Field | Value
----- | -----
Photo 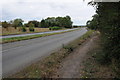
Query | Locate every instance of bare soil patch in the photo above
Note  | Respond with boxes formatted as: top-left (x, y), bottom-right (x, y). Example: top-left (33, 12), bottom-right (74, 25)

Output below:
top-left (52, 34), bottom-right (116, 78)
top-left (52, 35), bottom-right (98, 78)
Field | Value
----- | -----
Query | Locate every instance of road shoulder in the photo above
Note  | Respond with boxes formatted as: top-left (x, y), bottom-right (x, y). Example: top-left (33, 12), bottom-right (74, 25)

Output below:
top-left (52, 33), bottom-right (98, 78)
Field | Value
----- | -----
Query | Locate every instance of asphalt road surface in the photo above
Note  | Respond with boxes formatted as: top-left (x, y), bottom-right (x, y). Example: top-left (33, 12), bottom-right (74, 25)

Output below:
top-left (2, 28), bottom-right (87, 77)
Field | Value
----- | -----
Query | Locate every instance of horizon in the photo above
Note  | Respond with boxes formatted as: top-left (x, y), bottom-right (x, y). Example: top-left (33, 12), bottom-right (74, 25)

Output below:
top-left (1, 0), bottom-right (95, 25)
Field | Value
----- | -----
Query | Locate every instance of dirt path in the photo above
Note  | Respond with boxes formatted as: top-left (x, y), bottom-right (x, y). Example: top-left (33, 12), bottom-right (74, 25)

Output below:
top-left (53, 35), bottom-right (98, 78)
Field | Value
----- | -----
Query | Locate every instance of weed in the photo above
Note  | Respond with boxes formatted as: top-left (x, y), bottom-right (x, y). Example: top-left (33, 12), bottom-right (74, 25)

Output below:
top-left (63, 45), bottom-right (74, 52)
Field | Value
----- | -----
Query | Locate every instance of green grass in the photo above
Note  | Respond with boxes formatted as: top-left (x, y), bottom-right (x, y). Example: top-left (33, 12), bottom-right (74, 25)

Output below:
top-left (2, 33), bottom-right (56, 43)
top-left (2, 29), bottom-right (79, 43)
top-left (10, 30), bottom-right (94, 78)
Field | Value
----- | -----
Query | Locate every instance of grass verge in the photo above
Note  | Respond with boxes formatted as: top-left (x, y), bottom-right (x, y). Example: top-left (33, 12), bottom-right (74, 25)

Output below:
top-left (9, 30), bottom-right (94, 78)
top-left (1, 29), bottom-right (79, 43)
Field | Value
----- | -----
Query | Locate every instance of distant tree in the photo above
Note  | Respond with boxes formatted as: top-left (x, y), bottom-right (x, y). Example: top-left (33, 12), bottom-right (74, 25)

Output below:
top-left (56, 16), bottom-right (73, 28)
top-left (64, 16), bottom-right (73, 28)
top-left (56, 17), bottom-right (64, 27)
top-left (45, 17), bottom-right (58, 27)
top-left (29, 23), bottom-right (35, 32)
top-left (24, 23), bottom-right (29, 27)
top-left (12, 19), bottom-right (24, 29)
top-left (40, 19), bottom-right (46, 28)
top-left (20, 26), bottom-right (27, 32)
top-left (0, 21), bottom-right (2, 26)
top-left (40, 16), bottom-right (73, 28)
top-left (86, 14), bottom-right (99, 30)
top-left (49, 26), bottom-right (62, 30)
top-left (2, 21), bottom-right (10, 29)
top-left (28, 20), bottom-right (40, 27)
top-left (38, 22), bottom-right (41, 28)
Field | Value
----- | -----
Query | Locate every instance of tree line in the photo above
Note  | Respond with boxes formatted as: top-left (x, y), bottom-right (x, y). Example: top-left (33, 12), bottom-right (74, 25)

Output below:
top-left (87, 2), bottom-right (120, 75)
top-left (2, 15), bottom-right (73, 31)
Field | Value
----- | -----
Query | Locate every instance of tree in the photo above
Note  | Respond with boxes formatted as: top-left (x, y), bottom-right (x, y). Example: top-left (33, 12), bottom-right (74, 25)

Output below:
top-left (64, 16), bottom-right (73, 28)
top-left (2, 21), bottom-right (10, 28)
top-left (40, 16), bottom-right (73, 28)
top-left (28, 20), bottom-right (40, 27)
top-left (20, 26), bottom-right (27, 32)
top-left (24, 23), bottom-right (29, 27)
top-left (87, 1), bottom-right (120, 73)
top-left (86, 14), bottom-right (99, 30)
top-left (40, 19), bottom-right (46, 28)
top-left (29, 23), bottom-right (35, 32)
top-left (12, 19), bottom-right (24, 29)
top-left (56, 16), bottom-right (73, 28)
top-left (44, 17), bottom-right (58, 27)
top-left (0, 21), bottom-right (2, 26)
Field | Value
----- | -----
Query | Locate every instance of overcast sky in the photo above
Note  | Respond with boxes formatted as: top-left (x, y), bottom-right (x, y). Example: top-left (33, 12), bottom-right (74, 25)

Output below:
top-left (1, 0), bottom-right (95, 25)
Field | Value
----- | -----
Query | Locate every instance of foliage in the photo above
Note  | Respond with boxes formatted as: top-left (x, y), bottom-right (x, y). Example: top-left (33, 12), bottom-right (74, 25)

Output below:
top-left (20, 26), bottom-right (27, 32)
top-left (28, 20), bottom-right (40, 27)
top-left (87, 2), bottom-right (120, 74)
top-left (86, 14), bottom-right (99, 30)
top-left (49, 26), bottom-right (62, 30)
top-left (63, 45), bottom-right (74, 52)
top-left (64, 16), bottom-right (73, 28)
top-left (40, 19), bottom-right (46, 28)
top-left (24, 23), bottom-right (29, 27)
top-left (0, 21), bottom-right (1, 26)
top-left (12, 19), bottom-right (24, 29)
top-left (29, 23), bottom-right (35, 32)
top-left (2, 21), bottom-right (10, 28)
top-left (40, 16), bottom-right (73, 28)
top-left (2, 15), bottom-right (73, 29)
top-left (73, 25), bottom-right (81, 28)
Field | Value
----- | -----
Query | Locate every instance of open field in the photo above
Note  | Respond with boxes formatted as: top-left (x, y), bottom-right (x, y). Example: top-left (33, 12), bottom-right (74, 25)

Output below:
top-left (0, 27), bottom-right (50, 36)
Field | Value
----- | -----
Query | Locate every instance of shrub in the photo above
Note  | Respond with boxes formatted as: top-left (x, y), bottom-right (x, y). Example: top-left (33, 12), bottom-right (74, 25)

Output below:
top-left (49, 26), bottom-right (62, 30)
top-left (29, 23), bottom-right (35, 32)
top-left (62, 44), bottom-right (74, 53)
top-left (20, 26), bottom-right (26, 32)
top-left (95, 51), bottom-right (111, 65)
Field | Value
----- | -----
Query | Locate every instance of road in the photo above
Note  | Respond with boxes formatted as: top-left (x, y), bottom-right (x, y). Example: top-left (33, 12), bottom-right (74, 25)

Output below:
top-left (2, 28), bottom-right (87, 77)
top-left (1, 28), bottom-right (79, 39)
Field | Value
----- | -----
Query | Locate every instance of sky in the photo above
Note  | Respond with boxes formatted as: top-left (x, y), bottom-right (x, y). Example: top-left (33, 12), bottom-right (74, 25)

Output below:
top-left (1, 0), bottom-right (95, 25)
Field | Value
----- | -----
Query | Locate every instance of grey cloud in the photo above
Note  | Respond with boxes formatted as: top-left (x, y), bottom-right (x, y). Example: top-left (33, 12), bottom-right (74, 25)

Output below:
top-left (1, 0), bottom-right (95, 25)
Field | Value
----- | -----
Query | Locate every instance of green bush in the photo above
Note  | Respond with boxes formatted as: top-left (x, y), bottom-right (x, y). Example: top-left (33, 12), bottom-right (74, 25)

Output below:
top-left (87, 3), bottom-right (120, 70)
top-left (21, 26), bottom-right (26, 32)
top-left (29, 26), bottom-right (34, 32)
top-left (49, 26), bottom-right (62, 30)
top-left (94, 50), bottom-right (111, 65)
top-left (62, 44), bottom-right (74, 53)
top-left (29, 23), bottom-right (35, 32)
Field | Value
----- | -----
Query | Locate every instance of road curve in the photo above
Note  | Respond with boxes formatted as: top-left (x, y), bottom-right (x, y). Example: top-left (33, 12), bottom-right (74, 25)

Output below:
top-left (2, 28), bottom-right (87, 77)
